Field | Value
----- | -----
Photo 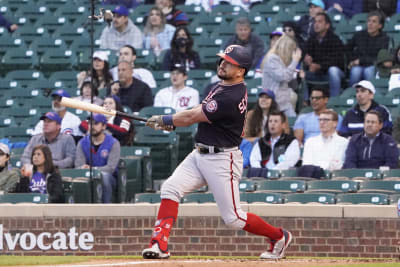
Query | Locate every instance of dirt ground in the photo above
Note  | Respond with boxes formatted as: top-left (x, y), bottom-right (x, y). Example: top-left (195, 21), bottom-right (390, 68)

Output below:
top-left (23, 258), bottom-right (396, 267)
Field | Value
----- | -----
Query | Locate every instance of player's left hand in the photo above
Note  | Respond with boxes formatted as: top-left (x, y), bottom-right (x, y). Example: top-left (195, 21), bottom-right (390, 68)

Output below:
top-left (146, 115), bottom-right (164, 130)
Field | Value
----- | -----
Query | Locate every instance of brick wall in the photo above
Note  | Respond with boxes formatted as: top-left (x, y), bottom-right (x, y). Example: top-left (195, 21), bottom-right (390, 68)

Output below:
top-left (0, 206), bottom-right (399, 258)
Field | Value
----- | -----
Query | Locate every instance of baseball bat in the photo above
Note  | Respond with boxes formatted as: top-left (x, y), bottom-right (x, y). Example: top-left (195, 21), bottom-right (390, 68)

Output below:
top-left (60, 97), bottom-right (148, 122)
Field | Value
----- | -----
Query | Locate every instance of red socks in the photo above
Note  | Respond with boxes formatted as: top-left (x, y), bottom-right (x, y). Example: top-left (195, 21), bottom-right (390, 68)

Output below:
top-left (157, 199), bottom-right (179, 220)
top-left (243, 212), bottom-right (283, 240)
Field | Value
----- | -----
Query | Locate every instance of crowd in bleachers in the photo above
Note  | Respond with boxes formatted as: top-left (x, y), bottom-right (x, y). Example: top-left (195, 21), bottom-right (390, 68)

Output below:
top-left (0, 0), bottom-right (400, 204)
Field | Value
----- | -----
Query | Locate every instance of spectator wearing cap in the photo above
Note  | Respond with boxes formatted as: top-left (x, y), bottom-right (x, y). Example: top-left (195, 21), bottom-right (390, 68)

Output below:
top-left (282, 21), bottom-right (305, 56)
top-left (31, 90), bottom-right (83, 138)
top-left (339, 80), bottom-right (392, 137)
top-left (79, 95), bottom-right (133, 146)
top-left (343, 110), bottom-right (399, 169)
top-left (302, 109), bottom-right (348, 170)
top-left (110, 60), bottom-right (153, 112)
top-left (99, 5), bottom-right (143, 51)
top-left (294, 86), bottom-right (343, 145)
top-left (73, 79), bottom-right (104, 107)
top-left (346, 11), bottom-right (393, 86)
top-left (297, 0), bottom-right (325, 41)
top-left (110, 45), bottom-right (157, 89)
top-left (0, 143), bottom-right (20, 193)
top-left (261, 34), bottom-right (302, 117)
top-left (324, 0), bottom-right (362, 19)
top-left (142, 7), bottom-right (176, 57)
top-left (222, 17), bottom-right (265, 70)
top-left (75, 114), bottom-right (121, 203)
top-left (77, 50), bottom-right (114, 93)
top-left (21, 112), bottom-right (76, 169)
top-left (154, 65), bottom-right (199, 112)
top-left (304, 12), bottom-right (345, 98)
top-left (155, 0), bottom-right (189, 27)
top-left (162, 26), bottom-right (201, 71)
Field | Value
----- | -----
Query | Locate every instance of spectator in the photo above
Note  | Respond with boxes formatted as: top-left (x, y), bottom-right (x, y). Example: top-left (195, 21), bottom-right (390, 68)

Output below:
top-left (77, 50), bottom-right (113, 93)
top-left (375, 49), bottom-right (394, 79)
top-left (302, 109), bottom-right (348, 170)
top-left (75, 114), bottom-right (121, 203)
top-left (363, 0), bottom-right (397, 18)
top-left (142, 7), bottom-right (176, 57)
top-left (0, 143), bottom-right (20, 193)
top-left (297, 0), bottom-right (325, 40)
top-left (269, 31), bottom-right (282, 50)
top-left (293, 87), bottom-right (343, 145)
top-left (243, 89), bottom-right (280, 142)
top-left (162, 26), bottom-right (201, 71)
top-left (339, 80), bottom-right (392, 137)
top-left (324, 0), bottom-right (363, 18)
top-left (261, 34), bottom-right (302, 117)
top-left (250, 111), bottom-right (300, 169)
top-left (304, 12), bottom-right (345, 98)
top-left (73, 79), bottom-right (104, 106)
top-left (222, 17), bottom-right (265, 70)
top-left (80, 95), bottom-right (133, 146)
top-left (99, 5), bottom-right (143, 51)
top-left (31, 90), bottom-right (83, 137)
top-left (110, 45), bottom-right (157, 89)
top-left (346, 11), bottom-right (392, 86)
top-left (17, 145), bottom-right (64, 203)
top-left (156, 0), bottom-right (189, 27)
top-left (0, 14), bottom-right (17, 32)
top-left (22, 112), bottom-right (76, 169)
top-left (282, 21), bottom-right (306, 55)
top-left (154, 65), bottom-right (199, 111)
top-left (110, 61), bottom-right (153, 112)
top-left (343, 110), bottom-right (399, 169)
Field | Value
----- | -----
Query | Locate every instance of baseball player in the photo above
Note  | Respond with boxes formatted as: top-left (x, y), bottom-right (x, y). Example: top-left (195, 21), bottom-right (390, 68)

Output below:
top-left (143, 45), bottom-right (292, 260)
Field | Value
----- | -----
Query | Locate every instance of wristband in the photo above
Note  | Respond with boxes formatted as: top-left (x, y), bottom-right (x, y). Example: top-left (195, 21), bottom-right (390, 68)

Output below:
top-left (162, 115), bottom-right (174, 126)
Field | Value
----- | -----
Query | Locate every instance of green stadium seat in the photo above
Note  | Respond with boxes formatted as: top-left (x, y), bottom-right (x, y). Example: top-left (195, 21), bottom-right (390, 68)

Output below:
top-left (48, 71), bottom-right (79, 89)
top-left (29, 38), bottom-right (68, 55)
top-left (256, 180), bottom-right (306, 193)
top-left (0, 115), bottom-right (16, 127)
top-left (5, 70), bottom-right (44, 87)
top-left (0, 36), bottom-right (27, 56)
top-left (53, 5), bottom-right (89, 24)
top-left (199, 47), bottom-right (220, 70)
top-left (134, 127), bottom-right (179, 180)
top-left (134, 49), bottom-right (156, 69)
top-left (389, 194), bottom-right (400, 205)
top-left (238, 179), bottom-right (257, 192)
top-left (53, 25), bottom-right (87, 45)
top-left (60, 169), bottom-right (103, 203)
top-left (349, 13), bottom-right (368, 25)
top-left (39, 48), bottom-right (78, 73)
top-left (381, 169), bottom-right (400, 180)
top-left (243, 192), bottom-right (283, 204)
top-left (327, 96), bottom-right (355, 109)
top-left (0, 48), bottom-right (39, 73)
top-left (306, 180), bottom-right (359, 194)
top-left (191, 13), bottom-right (228, 34)
top-left (14, 5), bottom-right (52, 24)
top-left (134, 192), bottom-right (161, 203)
top-left (175, 124), bottom-right (197, 163)
top-left (175, 4), bottom-right (202, 21)
top-left (36, 0), bottom-right (68, 12)
top-left (210, 5), bottom-right (246, 22)
top-left (358, 180), bottom-right (400, 194)
top-left (7, 87), bottom-right (41, 99)
top-left (336, 193), bottom-right (389, 205)
top-left (71, 37), bottom-right (101, 54)
top-left (13, 25), bottom-right (50, 44)
top-left (330, 169), bottom-right (382, 180)
top-left (182, 192), bottom-right (214, 203)
top-left (0, 193), bottom-right (48, 204)
top-left (0, 126), bottom-right (32, 142)
top-left (139, 106), bottom-right (176, 118)
top-left (284, 193), bottom-right (336, 204)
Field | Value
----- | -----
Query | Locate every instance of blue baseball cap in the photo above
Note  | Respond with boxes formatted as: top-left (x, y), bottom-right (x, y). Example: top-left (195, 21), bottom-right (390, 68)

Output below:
top-left (90, 114), bottom-right (107, 124)
top-left (40, 112), bottom-right (62, 124)
top-left (309, 0), bottom-right (325, 9)
top-left (113, 5), bottom-right (129, 16)
top-left (270, 31), bottom-right (283, 38)
top-left (259, 89), bottom-right (275, 100)
top-left (51, 89), bottom-right (70, 98)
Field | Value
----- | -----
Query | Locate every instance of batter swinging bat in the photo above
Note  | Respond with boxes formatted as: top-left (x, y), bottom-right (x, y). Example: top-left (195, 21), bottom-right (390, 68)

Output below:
top-left (60, 97), bottom-right (148, 122)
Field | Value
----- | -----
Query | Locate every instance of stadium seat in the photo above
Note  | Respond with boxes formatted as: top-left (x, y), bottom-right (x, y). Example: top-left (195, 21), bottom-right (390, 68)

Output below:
top-left (284, 193), bottom-right (336, 204)
top-left (29, 38), bottom-right (68, 55)
top-left (0, 36), bottom-right (27, 57)
top-left (5, 70), bottom-right (44, 87)
top-left (14, 5), bottom-right (52, 24)
top-left (210, 5), bottom-right (246, 22)
top-left (36, 0), bottom-right (68, 12)
top-left (330, 169), bottom-right (382, 180)
top-left (238, 179), bottom-right (257, 192)
top-left (358, 180), bottom-right (400, 194)
top-left (175, 124), bottom-right (197, 163)
top-left (12, 25), bottom-right (50, 45)
top-left (53, 4), bottom-right (89, 24)
top-left (39, 48), bottom-right (78, 73)
top-left (191, 13), bottom-right (228, 34)
top-left (60, 169), bottom-right (103, 203)
top-left (306, 180), bottom-right (359, 194)
top-left (327, 96), bottom-right (355, 109)
top-left (134, 49), bottom-right (156, 69)
top-left (182, 192), bottom-right (214, 203)
top-left (0, 48), bottom-right (39, 72)
top-left (336, 193), bottom-right (389, 205)
top-left (381, 169), bottom-right (400, 180)
top-left (0, 115), bottom-right (16, 127)
top-left (243, 192), bottom-right (283, 204)
top-left (389, 194), bottom-right (400, 205)
top-left (176, 4), bottom-right (202, 22)
top-left (53, 25), bottom-right (87, 45)
top-left (134, 192), bottom-right (161, 203)
top-left (34, 16), bottom-right (70, 34)
top-left (257, 180), bottom-right (306, 193)
top-left (199, 47), bottom-right (220, 70)
top-left (48, 71), bottom-right (79, 89)
top-left (0, 193), bottom-right (48, 204)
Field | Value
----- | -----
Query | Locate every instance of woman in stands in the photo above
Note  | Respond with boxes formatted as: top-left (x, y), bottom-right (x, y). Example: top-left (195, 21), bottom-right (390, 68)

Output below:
top-left (261, 34), bottom-right (302, 117)
top-left (162, 26), bottom-right (201, 71)
top-left (0, 143), bottom-right (20, 193)
top-left (79, 95), bottom-right (133, 146)
top-left (15, 145), bottom-right (64, 203)
top-left (142, 7), bottom-right (176, 57)
top-left (73, 78), bottom-right (104, 106)
top-left (77, 50), bottom-right (113, 94)
top-left (155, 0), bottom-right (189, 27)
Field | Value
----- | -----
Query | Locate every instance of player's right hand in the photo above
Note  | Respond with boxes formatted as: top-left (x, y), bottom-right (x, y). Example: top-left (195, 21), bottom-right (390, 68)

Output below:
top-left (146, 115), bottom-right (163, 130)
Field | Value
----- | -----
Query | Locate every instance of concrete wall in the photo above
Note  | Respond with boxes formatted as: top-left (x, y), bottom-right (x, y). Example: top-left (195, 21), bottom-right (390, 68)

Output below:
top-left (0, 204), bottom-right (399, 258)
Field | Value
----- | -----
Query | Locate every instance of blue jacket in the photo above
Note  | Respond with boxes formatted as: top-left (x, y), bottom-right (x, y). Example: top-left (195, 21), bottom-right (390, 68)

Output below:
top-left (323, 0), bottom-right (363, 18)
top-left (343, 132), bottom-right (399, 169)
top-left (339, 100), bottom-right (392, 137)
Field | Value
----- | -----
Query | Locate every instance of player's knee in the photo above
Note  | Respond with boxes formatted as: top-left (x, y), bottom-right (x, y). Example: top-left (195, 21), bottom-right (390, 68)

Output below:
top-left (160, 180), bottom-right (181, 203)
top-left (224, 218), bottom-right (246, 230)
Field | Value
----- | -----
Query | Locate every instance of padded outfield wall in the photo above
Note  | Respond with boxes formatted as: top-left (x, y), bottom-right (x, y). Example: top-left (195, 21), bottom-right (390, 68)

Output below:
top-left (0, 204), bottom-right (398, 258)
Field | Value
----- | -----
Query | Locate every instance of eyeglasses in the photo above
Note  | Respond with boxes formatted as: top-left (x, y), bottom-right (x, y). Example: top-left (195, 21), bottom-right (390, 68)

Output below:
top-left (310, 96), bottom-right (324, 101)
top-left (318, 118), bottom-right (333, 122)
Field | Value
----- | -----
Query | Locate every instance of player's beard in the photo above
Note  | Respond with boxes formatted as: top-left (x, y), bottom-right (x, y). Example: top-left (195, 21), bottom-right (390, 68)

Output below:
top-left (52, 102), bottom-right (66, 113)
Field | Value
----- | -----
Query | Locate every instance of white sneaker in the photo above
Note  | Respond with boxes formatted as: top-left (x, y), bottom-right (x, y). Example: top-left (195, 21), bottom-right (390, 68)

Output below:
top-left (142, 243), bottom-right (170, 259)
top-left (260, 230), bottom-right (292, 260)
